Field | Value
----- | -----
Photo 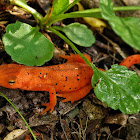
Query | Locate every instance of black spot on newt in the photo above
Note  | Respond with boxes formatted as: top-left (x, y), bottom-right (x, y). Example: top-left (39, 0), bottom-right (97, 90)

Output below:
top-left (38, 76), bottom-right (42, 79)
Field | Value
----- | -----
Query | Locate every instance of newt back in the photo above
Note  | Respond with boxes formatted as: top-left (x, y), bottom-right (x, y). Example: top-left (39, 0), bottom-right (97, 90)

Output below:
top-left (0, 63), bottom-right (93, 92)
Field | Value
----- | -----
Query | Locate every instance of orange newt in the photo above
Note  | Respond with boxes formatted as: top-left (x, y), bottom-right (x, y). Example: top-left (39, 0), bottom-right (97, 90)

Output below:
top-left (0, 54), bottom-right (93, 114)
top-left (119, 54), bottom-right (140, 68)
top-left (0, 54), bottom-right (139, 114)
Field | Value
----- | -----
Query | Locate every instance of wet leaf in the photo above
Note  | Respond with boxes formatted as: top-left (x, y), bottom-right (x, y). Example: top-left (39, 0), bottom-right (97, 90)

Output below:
top-left (2, 21), bottom-right (54, 66)
top-left (100, 0), bottom-right (140, 50)
top-left (62, 22), bottom-right (95, 47)
top-left (93, 65), bottom-right (140, 114)
top-left (52, 0), bottom-right (69, 16)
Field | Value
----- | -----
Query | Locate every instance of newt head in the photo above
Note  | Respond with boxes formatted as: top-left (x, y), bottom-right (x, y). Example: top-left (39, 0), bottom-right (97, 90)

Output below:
top-left (0, 64), bottom-right (21, 88)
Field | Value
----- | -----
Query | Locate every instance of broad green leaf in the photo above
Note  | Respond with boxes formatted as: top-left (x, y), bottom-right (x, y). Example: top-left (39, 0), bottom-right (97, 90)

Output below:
top-left (2, 21), bottom-right (54, 66)
top-left (100, 0), bottom-right (140, 51)
top-left (93, 65), bottom-right (140, 114)
top-left (52, 0), bottom-right (69, 16)
top-left (62, 22), bottom-right (95, 47)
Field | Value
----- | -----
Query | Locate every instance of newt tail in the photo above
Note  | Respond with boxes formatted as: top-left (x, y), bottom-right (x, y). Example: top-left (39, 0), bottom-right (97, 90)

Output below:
top-left (119, 54), bottom-right (140, 68)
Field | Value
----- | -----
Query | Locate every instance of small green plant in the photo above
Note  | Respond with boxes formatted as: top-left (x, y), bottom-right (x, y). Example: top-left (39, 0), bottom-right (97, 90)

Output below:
top-left (0, 92), bottom-right (37, 140)
top-left (2, 0), bottom-right (140, 115)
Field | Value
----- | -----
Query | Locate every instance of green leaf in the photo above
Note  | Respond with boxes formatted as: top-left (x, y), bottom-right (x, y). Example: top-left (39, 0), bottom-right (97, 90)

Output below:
top-left (52, 0), bottom-right (69, 16)
top-left (63, 0), bottom-right (81, 13)
top-left (93, 64), bottom-right (140, 114)
top-left (100, 0), bottom-right (140, 51)
top-left (62, 23), bottom-right (95, 47)
top-left (20, 0), bottom-right (27, 4)
top-left (0, 92), bottom-right (37, 140)
top-left (2, 21), bottom-right (54, 66)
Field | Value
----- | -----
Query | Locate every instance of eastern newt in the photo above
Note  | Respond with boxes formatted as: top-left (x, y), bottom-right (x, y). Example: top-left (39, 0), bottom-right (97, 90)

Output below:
top-left (0, 53), bottom-right (139, 114)
top-left (0, 54), bottom-right (93, 114)
top-left (119, 54), bottom-right (140, 68)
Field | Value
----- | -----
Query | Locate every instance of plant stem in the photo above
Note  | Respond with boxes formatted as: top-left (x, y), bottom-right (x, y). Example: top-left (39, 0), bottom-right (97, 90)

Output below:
top-left (114, 5), bottom-right (140, 11)
top-left (47, 27), bottom-right (92, 67)
top-left (10, 0), bottom-right (43, 24)
top-left (0, 92), bottom-right (37, 140)
top-left (47, 9), bottom-right (101, 26)
top-left (9, 0), bottom-right (140, 26)
top-left (63, 0), bottom-right (81, 13)
top-left (47, 5), bottom-right (140, 26)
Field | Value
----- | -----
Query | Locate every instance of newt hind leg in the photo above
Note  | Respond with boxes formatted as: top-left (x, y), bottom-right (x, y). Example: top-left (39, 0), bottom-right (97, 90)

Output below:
top-left (57, 84), bottom-right (92, 103)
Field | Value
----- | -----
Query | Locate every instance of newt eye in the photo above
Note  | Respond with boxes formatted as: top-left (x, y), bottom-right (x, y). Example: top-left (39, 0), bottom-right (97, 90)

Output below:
top-left (8, 80), bottom-right (15, 85)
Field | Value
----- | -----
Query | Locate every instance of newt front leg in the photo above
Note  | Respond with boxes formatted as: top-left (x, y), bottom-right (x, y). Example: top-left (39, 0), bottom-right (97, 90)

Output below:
top-left (39, 86), bottom-right (56, 115)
